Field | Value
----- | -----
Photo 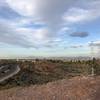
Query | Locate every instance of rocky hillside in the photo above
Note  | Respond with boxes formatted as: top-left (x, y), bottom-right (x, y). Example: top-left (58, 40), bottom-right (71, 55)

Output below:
top-left (0, 76), bottom-right (100, 100)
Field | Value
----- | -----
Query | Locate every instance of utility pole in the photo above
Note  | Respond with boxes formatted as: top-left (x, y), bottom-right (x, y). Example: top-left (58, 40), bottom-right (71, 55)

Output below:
top-left (91, 60), bottom-right (95, 76)
top-left (90, 41), bottom-right (95, 76)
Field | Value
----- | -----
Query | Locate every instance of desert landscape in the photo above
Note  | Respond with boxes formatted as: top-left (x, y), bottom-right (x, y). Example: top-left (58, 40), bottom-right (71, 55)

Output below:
top-left (0, 58), bottom-right (100, 100)
top-left (0, 0), bottom-right (100, 99)
top-left (0, 73), bottom-right (100, 100)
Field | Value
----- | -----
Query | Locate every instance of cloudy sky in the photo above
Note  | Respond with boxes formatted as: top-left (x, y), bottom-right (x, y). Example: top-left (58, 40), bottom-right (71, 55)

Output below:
top-left (0, 0), bottom-right (100, 58)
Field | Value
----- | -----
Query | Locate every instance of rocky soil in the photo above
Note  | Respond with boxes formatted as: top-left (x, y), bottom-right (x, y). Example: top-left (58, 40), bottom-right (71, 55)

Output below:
top-left (0, 76), bottom-right (100, 100)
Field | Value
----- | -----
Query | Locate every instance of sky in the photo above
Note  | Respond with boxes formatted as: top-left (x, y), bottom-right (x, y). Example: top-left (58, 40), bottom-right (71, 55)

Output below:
top-left (0, 0), bottom-right (100, 58)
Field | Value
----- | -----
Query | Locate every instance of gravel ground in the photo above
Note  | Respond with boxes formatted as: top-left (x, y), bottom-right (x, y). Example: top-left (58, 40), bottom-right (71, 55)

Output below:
top-left (0, 76), bottom-right (100, 100)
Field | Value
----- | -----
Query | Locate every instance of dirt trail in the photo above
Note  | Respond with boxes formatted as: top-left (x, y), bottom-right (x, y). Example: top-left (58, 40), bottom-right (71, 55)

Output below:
top-left (0, 66), bottom-right (20, 83)
top-left (0, 76), bottom-right (100, 100)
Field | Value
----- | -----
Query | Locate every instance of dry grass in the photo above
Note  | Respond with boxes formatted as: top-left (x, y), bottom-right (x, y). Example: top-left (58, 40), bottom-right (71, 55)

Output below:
top-left (0, 76), bottom-right (100, 100)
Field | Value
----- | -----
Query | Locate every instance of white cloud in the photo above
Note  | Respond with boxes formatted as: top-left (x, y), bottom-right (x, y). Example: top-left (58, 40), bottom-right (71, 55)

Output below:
top-left (63, 3), bottom-right (100, 24)
top-left (63, 8), bottom-right (89, 23)
top-left (0, 19), bottom-right (36, 48)
top-left (89, 41), bottom-right (100, 47)
top-left (6, 0), bottom-right (74, 35)
top-left (6, 0), bottom-right (100, 34)
top-left (33, 28), bottom-right (48, 40)
top-left (0, 0), bottom-right (99, 49)
top-left (5, 1), bottom-right (100, 24)
top-left (6, 0), bottom-right (36, 16)
top-left (88, 40), bottom-right (100, 56)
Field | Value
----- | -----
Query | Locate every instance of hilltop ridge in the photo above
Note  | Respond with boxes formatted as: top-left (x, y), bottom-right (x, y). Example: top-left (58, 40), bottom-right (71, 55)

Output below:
top-left (0, 76), bottom-right (100, 100)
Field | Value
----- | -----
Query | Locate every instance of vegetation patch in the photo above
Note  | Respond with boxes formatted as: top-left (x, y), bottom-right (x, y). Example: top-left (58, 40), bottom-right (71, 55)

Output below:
top-left (0, 58), bottom-right (100, 90)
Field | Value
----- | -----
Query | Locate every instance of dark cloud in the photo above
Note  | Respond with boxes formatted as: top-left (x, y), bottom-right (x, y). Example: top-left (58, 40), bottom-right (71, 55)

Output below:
top-left (70, 45), bottom-right (83, 48)
top-left (70, 32), bottom-right (89, 38)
